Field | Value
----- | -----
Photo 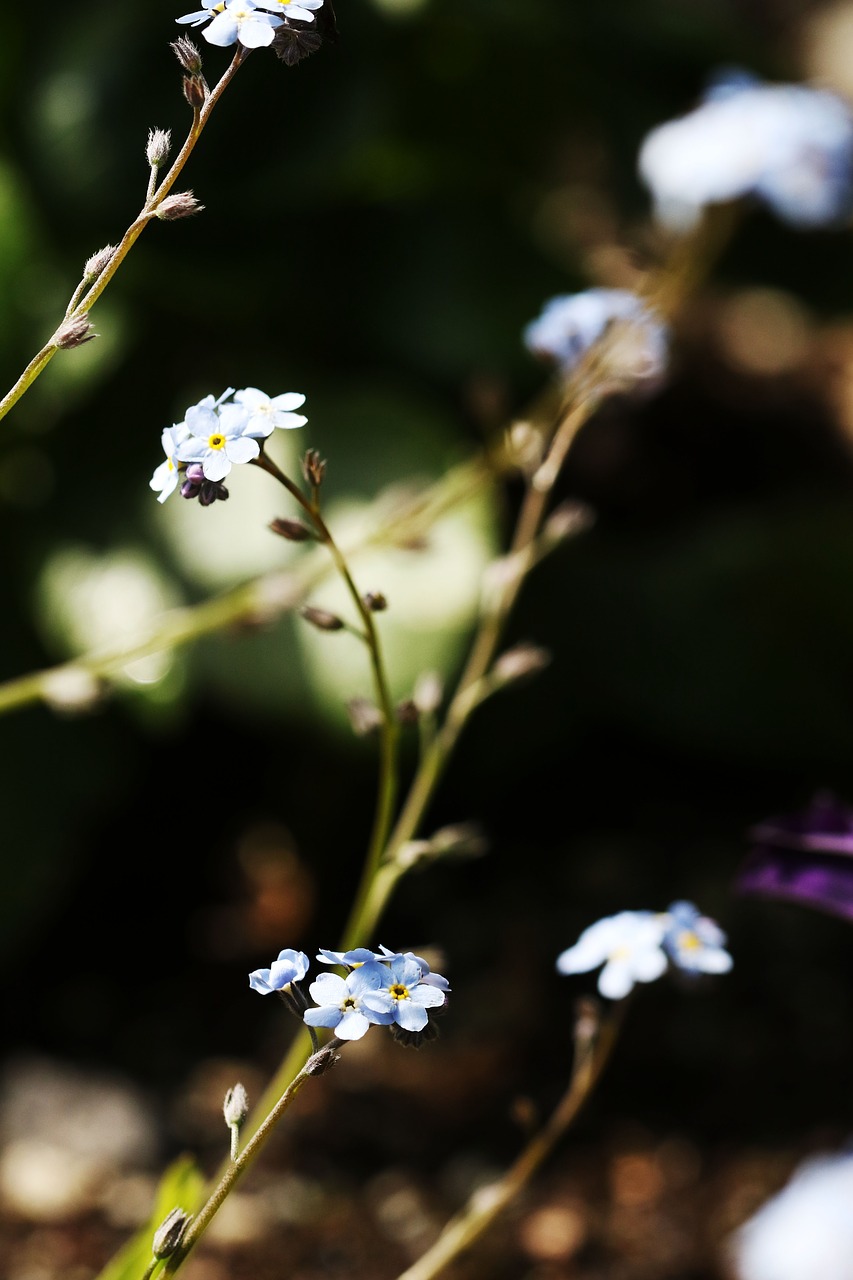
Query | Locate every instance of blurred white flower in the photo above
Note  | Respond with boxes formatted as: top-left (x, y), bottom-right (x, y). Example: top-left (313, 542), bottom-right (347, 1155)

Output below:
top-left (730, 1152), bottom-right (853, 1280)
top-left (639, 70), bottom-right (853, 230)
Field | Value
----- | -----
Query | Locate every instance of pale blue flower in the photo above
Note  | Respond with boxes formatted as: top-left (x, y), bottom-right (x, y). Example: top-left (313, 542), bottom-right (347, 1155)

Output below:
top-left (317, 947), bottom-right (389, 968)
top-left (150, 424), bottom-right (190, 503)
top-left (661, 901), bottom-right (733, 975)
top-left (204, 0), bottom-right (283, 48)
top-left (176, 0), bottom-right (221, 28)
top-left (235, 387), bottom-right (307, 439)
top-left (377, 944), bottom-right (451, 992)
top-left (249, 947), bottom-right (310, 994)
top-left (360, 955), bottom-right (447, 1033)
top-left (639, 71), bottom-right (853, 230)
top-left (304, 966), bottom-right (395, 1040)
top-left (256, 0), bottom-right (326, 23)
top-left (176, 399), bottom-right (256, 481)
top-left (523, 289), bottom-right (668, 383)
top-left (556, 911), bottom-right (668, 1000)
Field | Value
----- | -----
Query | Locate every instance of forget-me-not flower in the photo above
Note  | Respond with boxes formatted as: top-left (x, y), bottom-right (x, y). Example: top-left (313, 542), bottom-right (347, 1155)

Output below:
top-left (360, 955), bottom-right (447, 1032)
top-left (178, 0), bottom-right (284, 47)
top-left (235, 387), bottom-right (307, 438)
top-left (316, 947), bottom-right (390, 968)
top-left (661, 901), bottom-right (733, 975)
top-left (249, 947), bottom-right (310, 994)
top-left (256, 0), bottom-right (326, 23)
top-left (150, 424), bottom-right (190, 503)
top-left (523, 289), bottom-right (669, 385)
top-left (556, 910), bottom-right (669, 1000)
top-left (639, 71), bottom-right (853, 231)
top-left (304, 966), bottom-right (396, 1040)
top-left (730, 1151), bottom-right (853, 1280)
top-left (176, 398), bottom-right (258, 481)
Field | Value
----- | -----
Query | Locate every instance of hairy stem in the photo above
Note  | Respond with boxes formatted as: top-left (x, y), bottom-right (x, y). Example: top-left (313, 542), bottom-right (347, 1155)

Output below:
top-left (0, 48), bottom-right (247, 426)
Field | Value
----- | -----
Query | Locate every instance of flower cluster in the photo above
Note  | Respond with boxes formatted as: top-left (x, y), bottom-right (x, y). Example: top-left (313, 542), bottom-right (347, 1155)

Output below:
top-left (150, 385), bottom-right (306, 503)
top-left (556, 901), bottom-right (732, 1000)
top-left (249, 945), bottom-right (450, 1042)
top-left (639, 70), bottom-right (853, 231)
top-left (177, 0), bottom-right (325, 49)
top-left (523, 288), bottom-right (669, 388)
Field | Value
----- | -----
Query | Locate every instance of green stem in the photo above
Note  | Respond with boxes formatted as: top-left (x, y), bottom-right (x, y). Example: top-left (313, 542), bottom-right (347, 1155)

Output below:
top-left (254, 452), bottom-right (401, 886)
top-left (162, 1045), bottom-right (337, 1277)
top-left (0, 48), bottom-right (247, 426)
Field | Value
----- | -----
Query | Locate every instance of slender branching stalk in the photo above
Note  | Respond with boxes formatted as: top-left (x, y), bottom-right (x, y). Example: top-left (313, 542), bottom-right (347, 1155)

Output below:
top-left (394, 1006), bottom-right (623, 1280)
top-left (0, 46), bottom-right (248, 426)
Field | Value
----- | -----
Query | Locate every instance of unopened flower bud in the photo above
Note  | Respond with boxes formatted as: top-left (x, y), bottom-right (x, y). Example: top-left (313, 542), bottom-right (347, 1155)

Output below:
top-left (306, 1045), bottom-right (341, 1075)
top-left (84, 244), bottom-right (115, 281)
top-left (430, 822), bottom-right (488, 859)
top-left (347, 696), bottom-right (383, 737)
top-left (302, 449), bottom-right (327, 488)
top-left (493, 642), bottom-right (551, 684)
top-left (505, 420), bottom-right (544, 472)
top-left (153, 1207), bottom-right (191, 1259)
top-left (52, 315), bottom-right (97, 350)
top-left (171, 35), bottom-right (204, 75)
top-left (391, 1019), bottom-right (440, 1049)
top-left (182, 75), bottom-right (207, 111)
top-left (199, 479), bottom-right (228, 506)
top-left (396, 698), bottom-right (419, 726)
top-left (146, 128), bottom-right (172, 169)
top-left (413, 670), bottom-right (443, 715)
top-left (269, 516), bottom-right (314, 542)
top-left (223, 1083), bottom-right (249, 1129)
top-left (543, 500), bottom-right (595, 546)
top-left (301, 605), bottom-right (344, 632)
top-left (155, 191), bottom-right (204, 221)
top-left (363, 591), bottom-right (387, 612)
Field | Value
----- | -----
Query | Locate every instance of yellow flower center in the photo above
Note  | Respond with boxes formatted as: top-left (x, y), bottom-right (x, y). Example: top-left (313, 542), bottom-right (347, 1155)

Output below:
top-left (677, 930), bottom-right (701, 952)
top-left (208, 433), bottom-right (226, 451)
top-left (390, 983), bottom-right (410, 1002)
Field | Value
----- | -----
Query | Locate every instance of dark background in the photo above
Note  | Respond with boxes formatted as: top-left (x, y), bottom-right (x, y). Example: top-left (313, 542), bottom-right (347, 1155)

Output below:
top-left (2, 1), bottom-right (853, 1276)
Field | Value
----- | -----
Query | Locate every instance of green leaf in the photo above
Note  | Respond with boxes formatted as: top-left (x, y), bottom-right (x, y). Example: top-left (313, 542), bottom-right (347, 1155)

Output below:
top-left (93, 1155), bottom-right (206, 1280)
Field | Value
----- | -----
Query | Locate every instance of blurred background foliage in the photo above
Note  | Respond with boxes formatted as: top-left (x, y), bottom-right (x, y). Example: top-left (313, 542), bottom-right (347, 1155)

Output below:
top-left (4, 0), bottom-right (853, 1268)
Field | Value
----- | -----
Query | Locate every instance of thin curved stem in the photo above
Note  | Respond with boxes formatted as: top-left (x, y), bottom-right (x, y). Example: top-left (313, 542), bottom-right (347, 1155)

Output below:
top-left (394, 1010), bottom-right (623, 1280)
top-left (0, 48), bottom-right (247, 426)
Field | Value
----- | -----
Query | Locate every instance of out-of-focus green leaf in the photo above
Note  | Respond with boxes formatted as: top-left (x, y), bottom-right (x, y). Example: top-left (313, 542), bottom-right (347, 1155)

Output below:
top-left (93, 1154), bottom-right (206, 1280)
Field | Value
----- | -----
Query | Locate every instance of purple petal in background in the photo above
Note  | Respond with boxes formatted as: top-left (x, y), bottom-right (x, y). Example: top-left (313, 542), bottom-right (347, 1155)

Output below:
top-left (748, 791), bottom-right (853, 857)
top-left (737, 848), bottom-right (853, 922)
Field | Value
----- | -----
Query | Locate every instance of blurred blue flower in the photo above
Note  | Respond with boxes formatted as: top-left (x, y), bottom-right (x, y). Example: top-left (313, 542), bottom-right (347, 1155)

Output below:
top-left (249, 947), bottom-right (310, 994)
top-left (661, 901), bottom-right (733, 975)
top-left (523, 289), bottom-right (668, 386)
top-left (639, 70), bottom-right (853, 230)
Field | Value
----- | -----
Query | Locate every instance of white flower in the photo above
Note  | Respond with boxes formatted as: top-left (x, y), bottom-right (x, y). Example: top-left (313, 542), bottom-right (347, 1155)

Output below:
top-left (176, 0), bottom-right (222, 27)
top-left (234, 387), bottom-right (307, 439)
top-left (150, 424), bottom-right (190, 503)
top-left (198, 0), bottom-right (284, 47)
top-left (176, 399), bottom-right (257, 481)
top-left (729, 1152), bottom-right (853, 1280)
top-left (639, 71), bottom-right (853, 231)
top-left (556, 911), bottom-right (668, 1000)
top-left (256, 0), bottom-right (325, 23)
